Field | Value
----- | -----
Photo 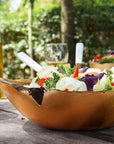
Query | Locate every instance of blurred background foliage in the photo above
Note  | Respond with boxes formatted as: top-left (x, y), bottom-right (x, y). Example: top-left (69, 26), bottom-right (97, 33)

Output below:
top-left (0, 0), bottom-right (114, 79)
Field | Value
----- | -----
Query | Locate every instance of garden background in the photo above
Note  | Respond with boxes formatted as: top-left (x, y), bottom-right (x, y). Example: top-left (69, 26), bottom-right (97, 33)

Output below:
top-left (0, 0), bottom-right (114, 79)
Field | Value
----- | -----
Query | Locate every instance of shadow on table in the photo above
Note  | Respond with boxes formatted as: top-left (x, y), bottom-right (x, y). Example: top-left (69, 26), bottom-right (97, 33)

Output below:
top-left (78, 127), bottom-right (114, 143)
top-left (0, 109), bottom-right (18, 120)
top-left (23, 120), bottom-right (114, 143)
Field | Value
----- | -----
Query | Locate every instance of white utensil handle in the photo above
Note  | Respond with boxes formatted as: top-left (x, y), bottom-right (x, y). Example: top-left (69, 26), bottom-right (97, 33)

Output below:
top-left (17, 52), bottom-right (42, 72)
top-left (75, 43), bottom-right (84, 64)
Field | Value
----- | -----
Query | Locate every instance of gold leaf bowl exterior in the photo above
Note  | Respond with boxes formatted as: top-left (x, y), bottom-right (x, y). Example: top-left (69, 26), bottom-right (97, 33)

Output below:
top-left (0, 79), bottom-right (114, 130)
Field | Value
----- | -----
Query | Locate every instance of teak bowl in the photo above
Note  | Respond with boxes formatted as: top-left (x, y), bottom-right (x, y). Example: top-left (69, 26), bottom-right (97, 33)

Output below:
top-left (0, 79), bottom-right (114, 130)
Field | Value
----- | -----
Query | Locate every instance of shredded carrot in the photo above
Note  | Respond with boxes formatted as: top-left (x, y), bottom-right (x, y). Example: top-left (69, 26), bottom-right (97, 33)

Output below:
top-left (86, 72), bottom-right (99, 76)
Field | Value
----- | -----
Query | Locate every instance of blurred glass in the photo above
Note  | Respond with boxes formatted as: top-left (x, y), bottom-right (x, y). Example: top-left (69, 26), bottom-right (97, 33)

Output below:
top-left (0, 34), bottom-right (5, 99)
top-left (45, 43), bottom-right (68, 67)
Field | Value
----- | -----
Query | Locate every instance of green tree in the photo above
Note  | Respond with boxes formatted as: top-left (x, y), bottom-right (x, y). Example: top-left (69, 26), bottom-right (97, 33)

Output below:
top-left (61, 0), bottom-right (76, 67)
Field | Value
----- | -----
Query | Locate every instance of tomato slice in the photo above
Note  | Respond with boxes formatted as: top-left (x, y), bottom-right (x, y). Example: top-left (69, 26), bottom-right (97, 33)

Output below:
top-left (111, 83), bottom-right (114, 86)
top-left (38, 77), bottom-right (50, 87)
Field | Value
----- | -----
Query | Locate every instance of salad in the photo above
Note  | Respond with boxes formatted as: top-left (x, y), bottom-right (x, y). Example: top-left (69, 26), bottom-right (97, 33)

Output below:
top-left (94, 50), bottom-right (114, 64)
top-left (27, 65), bottom-right (114, 92)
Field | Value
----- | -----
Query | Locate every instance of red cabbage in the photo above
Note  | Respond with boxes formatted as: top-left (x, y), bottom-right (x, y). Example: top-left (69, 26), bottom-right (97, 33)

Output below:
top-left (108, 50), bottom-right (114, 54)
top-left (79, 67), bottom-right (88, 73)
top-left (79, 73), bottom-right (105, 91)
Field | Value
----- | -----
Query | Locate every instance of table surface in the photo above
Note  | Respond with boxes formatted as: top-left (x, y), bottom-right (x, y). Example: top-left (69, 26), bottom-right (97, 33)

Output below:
top-left (0, 99), bottom-right (114, 144)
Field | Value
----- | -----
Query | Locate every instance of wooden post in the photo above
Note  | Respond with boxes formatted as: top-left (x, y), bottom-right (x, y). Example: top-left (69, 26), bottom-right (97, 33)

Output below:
top-left (28, 0), bottom-right (34, 78)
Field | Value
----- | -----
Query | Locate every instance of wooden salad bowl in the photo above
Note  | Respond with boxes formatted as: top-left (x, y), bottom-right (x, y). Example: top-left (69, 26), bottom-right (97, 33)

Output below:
top-left (0, 78), bottom-right (114, 130)
top-left (89, 61), bottom-right (114, 71)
